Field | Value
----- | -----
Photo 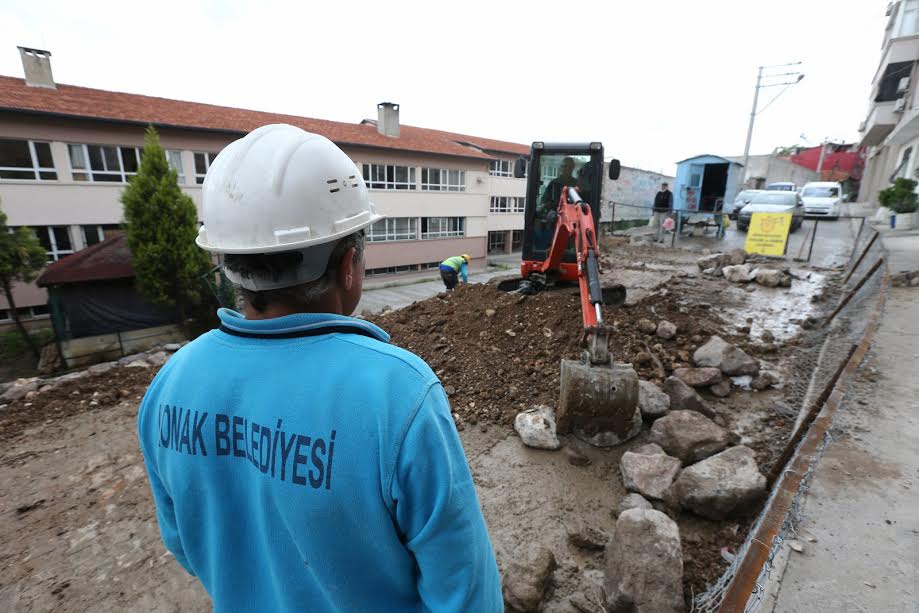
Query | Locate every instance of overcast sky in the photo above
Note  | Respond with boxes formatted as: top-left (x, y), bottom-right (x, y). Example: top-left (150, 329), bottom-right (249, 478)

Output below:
top-left (1, 0), bottom-right (889, 174)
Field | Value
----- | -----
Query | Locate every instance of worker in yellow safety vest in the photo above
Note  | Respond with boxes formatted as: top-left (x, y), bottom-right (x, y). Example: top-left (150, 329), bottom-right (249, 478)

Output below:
top-left (439, 254), bottom-right (470, 291)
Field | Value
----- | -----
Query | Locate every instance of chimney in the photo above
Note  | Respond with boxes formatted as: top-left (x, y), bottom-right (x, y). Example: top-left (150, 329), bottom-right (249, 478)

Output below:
top-left (377, 102), bottom-right (400, 138)
top-left (18, 46), bottom-right (56, 89)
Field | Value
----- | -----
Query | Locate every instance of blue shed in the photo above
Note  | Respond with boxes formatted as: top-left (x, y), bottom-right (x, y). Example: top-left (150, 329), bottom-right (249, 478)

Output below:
top-left (673, 154), bottom-right (744, 213)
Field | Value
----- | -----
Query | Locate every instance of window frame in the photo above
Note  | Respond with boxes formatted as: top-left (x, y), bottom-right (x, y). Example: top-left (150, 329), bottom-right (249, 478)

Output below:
top-left (421, 167), bottom-right (466, 191)
top-left (368, 217), bottom-right (418, 242)
top-left (68, 143), bottom-right (143, 183)
top-left (421, 216), bottom-right (465, 239)
top-left (488, 159), bottom-right (514, 177)
top-left (166, 150), bottom-right (186, 184)
top-left (194, 151), bottom-right (219, 184)
top-left (487, 231), bottom-right (507, 253)
top-left (489, 196), bottom-right (525, 213)
top-left (0, 139), bottom-right (57, 181)
top-left (362, 163), bottom-right (417, 190)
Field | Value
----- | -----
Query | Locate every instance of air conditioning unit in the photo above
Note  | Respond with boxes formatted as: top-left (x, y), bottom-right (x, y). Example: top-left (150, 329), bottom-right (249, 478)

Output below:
top-left (895, 96), bottom-right (907, 112)
top-left (898, 77), bottom-right (911, 93)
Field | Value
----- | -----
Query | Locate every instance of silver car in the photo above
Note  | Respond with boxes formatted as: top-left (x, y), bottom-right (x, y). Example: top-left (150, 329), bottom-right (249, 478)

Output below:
top-left (731, 189), bottom-right (766, 219)
top-left (737, 191), bottom-right (804, 233)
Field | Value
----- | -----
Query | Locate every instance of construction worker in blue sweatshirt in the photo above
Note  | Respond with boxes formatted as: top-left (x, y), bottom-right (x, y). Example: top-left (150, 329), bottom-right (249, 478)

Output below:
top-left (137, 125), bottom-right (503, 612)
top-left (439, 254), bottom-right (470, 290)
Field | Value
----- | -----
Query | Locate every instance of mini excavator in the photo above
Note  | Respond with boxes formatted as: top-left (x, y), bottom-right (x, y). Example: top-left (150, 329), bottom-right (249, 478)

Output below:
top-left (512, 142), bottom-right (640, 446)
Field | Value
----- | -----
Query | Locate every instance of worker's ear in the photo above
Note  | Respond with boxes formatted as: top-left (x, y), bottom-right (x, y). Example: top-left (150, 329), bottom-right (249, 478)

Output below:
top-left (336, 247), bottom-right (357, 291)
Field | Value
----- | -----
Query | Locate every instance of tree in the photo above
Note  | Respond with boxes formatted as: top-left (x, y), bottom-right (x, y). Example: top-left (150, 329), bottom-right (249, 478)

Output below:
top-left (0, 204), bottom-right (48, 359)
top-left (879, 178), bottom-right (919, 214)
top-left (122, 126), bottom-right (211, 329)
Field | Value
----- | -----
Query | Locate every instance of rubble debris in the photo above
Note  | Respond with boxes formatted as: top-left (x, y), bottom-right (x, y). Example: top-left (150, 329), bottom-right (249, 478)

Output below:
top-left (514, 405), bottom-right (561, 450)
top-left (618, 493), bottom-right (653, 515)
top-left (710, 379), bottom-right (732, 398)
top-left (696, 253), bottom-right (731, 271)
top-left (634, 442), bottom-right (666, 455)
top-left (672, 446), bottom-right (766, 520)
top-left (722, 264), bottom-right (756, 283)
top-left (620, 446), bottom-right (682, 500)
top-left (673, 367), bottom-right (723, 388)
top-left (693, 336), bottom-right (760, 376)
top-left (502, 544), bottom-right (557, 612)
top-left (443, 385), bottom-right (456, 396)
top-left (485, 308), bottom-right (497, 317)
top-left (751, 371), bottom-right (781, 391)
top-left (649, 410), bottom-right (729, 465)
top-left (637, 319), bottom-right (657, 335)
top-left (163, 343), bottom-right (183, 351)
top-left (891, 270), bottom-right (919, 287)
top-left (0, 378), bottom-right (40, 404)
top-left (88, 362), bottom-right (117, 375)
top-left (754, 268), bottom-right (790, 288)
top-left (604, 509), bottom-right (684, 613)
top-left (662, 376), bottom-right (710, 415)
top-left (760, 329), bottom-right (775, 343)
top-left (125, 360), bottom-right (151, 369)
top-left (638, 380), bottom-right (670, 420)
top-left (728, 248), bottom-right (747, 265)
top-left (656, 320), bottom-right (677, 340)
top-left (568, 524), bottom-right (610, 550)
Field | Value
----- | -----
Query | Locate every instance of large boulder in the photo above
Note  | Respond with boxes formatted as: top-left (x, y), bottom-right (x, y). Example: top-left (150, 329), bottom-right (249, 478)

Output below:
top-left (673, 367), bottom-right (723, 388)
top-left (638, 380), bottom-right (670, 420)
top-left (728, 248), bottom-right (747, 265)
top-left (662, 376), bottom-right (709, 414)
top-left (620, 448), bottom-right (682, 500)
top-left (649, 410), bottom-right (729, 465)
top-left (605, 509), bottom-right (684, 613)
top-left (503, 544), bottom-right (557, 612)
top-left (722, 264), bottom-right (756, 283)
top-left (672, 446), bottom-right (767, 520)
top-left (637, 319), bottom-right (657, 335)
top-left (755, 268), bottom-right (784, 287)
top-left (514, 405), bottom-right (561, 450)
top-left (696, 253), bottom-right (731, 271)
top-left (693, 336), bottom-right (760, 376)
top-left (0, 378), bottom-right (40, 404)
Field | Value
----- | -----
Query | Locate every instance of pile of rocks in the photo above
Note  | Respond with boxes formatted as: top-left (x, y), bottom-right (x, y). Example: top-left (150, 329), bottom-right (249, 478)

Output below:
top-left (0, 341), bottom-right (187, 408)
top-left (891, 269), bottom-right (919, 287)
top-left (697, 251), bottom-right (793, 288)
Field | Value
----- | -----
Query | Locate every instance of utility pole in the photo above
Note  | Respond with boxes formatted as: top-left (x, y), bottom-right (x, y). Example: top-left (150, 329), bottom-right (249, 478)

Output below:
top-left (817, 137), bottom-right (829, 176)
top-left (741, 66), bottom-right (764, 184)
top-left (739, 62), bottom-right (804, 189)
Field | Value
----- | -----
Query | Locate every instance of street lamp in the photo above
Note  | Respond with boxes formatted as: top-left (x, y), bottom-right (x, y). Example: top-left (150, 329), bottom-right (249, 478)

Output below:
top-left (741, 62), bottom-right (805, 185)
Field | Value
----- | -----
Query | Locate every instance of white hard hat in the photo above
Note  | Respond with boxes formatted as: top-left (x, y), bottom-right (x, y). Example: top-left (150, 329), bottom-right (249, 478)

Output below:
top-left (197, 124), bottom-right (382, 289)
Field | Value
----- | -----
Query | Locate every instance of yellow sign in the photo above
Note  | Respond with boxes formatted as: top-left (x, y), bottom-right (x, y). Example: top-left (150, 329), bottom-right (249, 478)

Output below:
top-left (745, 212), bottom-right (792, 256)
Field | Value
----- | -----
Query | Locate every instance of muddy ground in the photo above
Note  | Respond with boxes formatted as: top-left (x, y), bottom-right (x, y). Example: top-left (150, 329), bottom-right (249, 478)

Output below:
top-left (0, 241), bottom-right (843, 611)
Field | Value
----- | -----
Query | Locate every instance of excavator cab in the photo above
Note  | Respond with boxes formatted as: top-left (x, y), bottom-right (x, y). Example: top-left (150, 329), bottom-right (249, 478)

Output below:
top-left (512, 142), bottom-right (639, 448)
top-left (514, 142), bottom-right (619, 283)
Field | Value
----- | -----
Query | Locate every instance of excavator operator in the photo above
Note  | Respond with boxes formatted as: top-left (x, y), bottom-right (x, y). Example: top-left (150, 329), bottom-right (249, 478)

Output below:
top-left (534, 156), bottom-right (578, 252)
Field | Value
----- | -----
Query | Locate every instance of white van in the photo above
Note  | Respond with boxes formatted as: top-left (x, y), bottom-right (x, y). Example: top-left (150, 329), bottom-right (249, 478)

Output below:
top-left (800, 181), bottom-right (844, 219)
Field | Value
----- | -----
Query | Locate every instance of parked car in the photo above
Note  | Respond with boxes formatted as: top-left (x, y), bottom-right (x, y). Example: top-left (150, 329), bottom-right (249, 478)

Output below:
top-left (737, 191), bottom-right (804, 233)
top-left (766, 182), bottom-right (797, 192)
top-left (800, 181), bottom-right (844, 219)
top-left (730, 189), bottom-right (765, 219)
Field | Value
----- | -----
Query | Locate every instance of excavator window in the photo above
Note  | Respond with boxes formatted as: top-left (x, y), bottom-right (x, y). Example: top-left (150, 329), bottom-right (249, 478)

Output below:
top-left (532, 153), bottom-right (593, 254)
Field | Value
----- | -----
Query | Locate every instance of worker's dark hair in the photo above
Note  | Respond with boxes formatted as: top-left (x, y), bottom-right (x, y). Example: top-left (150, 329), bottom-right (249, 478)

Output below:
top-left (223, 230), bottom-right (365, 313)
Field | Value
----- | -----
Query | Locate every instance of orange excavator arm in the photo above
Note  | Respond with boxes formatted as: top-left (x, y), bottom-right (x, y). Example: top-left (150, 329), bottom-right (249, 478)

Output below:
top-left (538, 186), bottom-right (610, 364)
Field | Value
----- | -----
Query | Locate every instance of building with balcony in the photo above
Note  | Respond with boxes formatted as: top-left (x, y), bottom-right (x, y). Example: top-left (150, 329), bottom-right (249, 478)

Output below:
top-left (0, 47), bottom-right (528, 331)
top-left (858, 1), bottom-right (919, 203)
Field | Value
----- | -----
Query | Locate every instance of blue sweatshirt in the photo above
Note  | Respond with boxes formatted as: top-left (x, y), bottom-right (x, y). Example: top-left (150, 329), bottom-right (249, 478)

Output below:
top-left (137, 309), bottom-right (502, 612)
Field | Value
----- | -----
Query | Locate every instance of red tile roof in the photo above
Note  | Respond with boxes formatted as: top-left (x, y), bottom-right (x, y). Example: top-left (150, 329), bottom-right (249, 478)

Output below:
top-left (37, 234), bottom-right (134, 285)
top-left (0, 75), bottom-right (529, 159)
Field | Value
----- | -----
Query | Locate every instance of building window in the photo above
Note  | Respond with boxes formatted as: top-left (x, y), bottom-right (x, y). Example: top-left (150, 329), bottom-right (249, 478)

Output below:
top-left (366, 264), bottom-right (419, 276)
top-left (362, 163), bottom-right (416, 190)
top-left (899, 0), bottom-right (919, 37)
top-left (0, 305), bottom-right (49, 322)
top-left (489, 159), bottom-right (515, 177)
top-left (419, 261), bottom-right (441, 270)
top-left (166, 150), bottom-right (186, 184)
top-left (421, 216), bottom-right (465, 239)
top-left (512, 229), bottom-right (524, 251)
top-left (488, 231), bottom-right (507, 253)
top-left (20, 226), bottom-right (73, 262)
top-left (368, 217), bottom-right (417, 242)
top-left (68, 144), bottom-right (142, 182)
top-left (875, 61), bottom-right (914, 102)
top-left (421, 168), bottom-right (465, 191)
top-left (490, 196), bottom-right (526, 213)
top-left (194, 152), bottom-right (220, 184)
top-left (0, 139), bottom-right (57, 181)
top-left (81, 224), bottom-right (122, 247)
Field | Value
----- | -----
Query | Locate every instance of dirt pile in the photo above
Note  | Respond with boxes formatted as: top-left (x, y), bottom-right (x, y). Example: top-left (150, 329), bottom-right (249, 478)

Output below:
top-left (374, 282), bottom-right (749, 426)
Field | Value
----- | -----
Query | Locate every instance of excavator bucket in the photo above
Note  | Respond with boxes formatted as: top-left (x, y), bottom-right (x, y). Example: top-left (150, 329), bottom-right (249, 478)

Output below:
top-left (557, 359), bottom-right (641, 447)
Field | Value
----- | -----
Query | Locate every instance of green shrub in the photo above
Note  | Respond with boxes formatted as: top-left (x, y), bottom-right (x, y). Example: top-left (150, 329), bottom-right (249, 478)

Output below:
top-left (879, 178), bottom-right (919, 214)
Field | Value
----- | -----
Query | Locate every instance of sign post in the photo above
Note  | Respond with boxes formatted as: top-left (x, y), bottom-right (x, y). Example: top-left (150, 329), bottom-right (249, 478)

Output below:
top-left (744, 212), bottom-right (792, 257)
